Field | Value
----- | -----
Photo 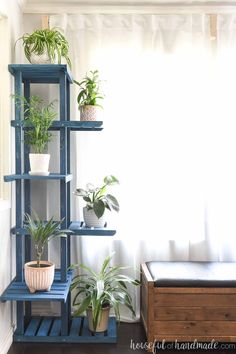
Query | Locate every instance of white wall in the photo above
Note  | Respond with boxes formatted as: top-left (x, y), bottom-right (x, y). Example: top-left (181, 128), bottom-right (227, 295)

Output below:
top-left (0, 201), bottom-right (12, 354)
top-left (0, 1), bottom-right (23, 354)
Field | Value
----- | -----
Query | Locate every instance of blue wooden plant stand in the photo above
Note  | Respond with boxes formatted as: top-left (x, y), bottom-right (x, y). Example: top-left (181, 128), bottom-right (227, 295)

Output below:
top-left (1, 64), bottom-right (117, 343)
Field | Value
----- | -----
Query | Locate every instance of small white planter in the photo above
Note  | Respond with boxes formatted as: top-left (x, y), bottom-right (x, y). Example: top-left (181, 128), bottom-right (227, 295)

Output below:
top-left (29, 153), bottom-right (50, 176)
top-left (83, 207), bottom-right (106, 228)
top-left (87, 306), bottom-right (110, 332)
top-left (29, 52), bottom-right (54, 65)
top-left (24, 260), bottom-right (55, 294)
top-left (80, 105), bottom-right (99, 121)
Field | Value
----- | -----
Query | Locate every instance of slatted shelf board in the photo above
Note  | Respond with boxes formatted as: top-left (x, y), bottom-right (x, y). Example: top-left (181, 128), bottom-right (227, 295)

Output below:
top-left (0, 270), bottom-right (73, 303)
top-left (69, 221), bottom-right (116, 236)
top-left (11, 120), bottom-right (103, 131)
top-left (14, 316), bottom-right (117, 343)
top-left (4, 173), bottom-right (73, 182)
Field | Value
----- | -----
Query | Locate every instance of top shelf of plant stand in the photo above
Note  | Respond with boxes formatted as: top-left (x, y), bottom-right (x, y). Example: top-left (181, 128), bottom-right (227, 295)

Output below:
top-left (4, 173), bottom-right (73, 183)
top-left (8, 64), bottom-right (73, 84)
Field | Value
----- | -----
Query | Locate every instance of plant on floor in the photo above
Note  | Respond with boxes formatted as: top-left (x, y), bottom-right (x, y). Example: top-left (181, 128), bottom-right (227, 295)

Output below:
top-left (74, 70), bottom-right (104, 121)
top-left (13, 94), bottom-right (56, 175)
top-left (74, 175), bottom-right (119, 227)
top-left (71, 253), bottom-right (140, 332)
top-left (24, 212), bottom-right (70, 294)
top-left (16, 28), bottom-right (71, 67)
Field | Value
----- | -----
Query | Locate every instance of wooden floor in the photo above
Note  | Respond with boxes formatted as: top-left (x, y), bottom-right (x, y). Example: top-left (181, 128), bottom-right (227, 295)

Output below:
top-left (7, 322), bottom-right (236, 354)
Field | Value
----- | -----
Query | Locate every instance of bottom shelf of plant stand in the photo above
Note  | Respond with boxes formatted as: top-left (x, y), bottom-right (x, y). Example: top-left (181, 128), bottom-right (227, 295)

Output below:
top-left (13, 316), bottom-right (117, 343)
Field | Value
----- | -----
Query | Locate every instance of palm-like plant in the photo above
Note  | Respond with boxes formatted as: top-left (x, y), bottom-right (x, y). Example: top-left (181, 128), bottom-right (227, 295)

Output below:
top-left (17, 28), bottom-right (71, 68)
top-left (74, 70), bottom-right (104, 108)
top-left (74, 175), bottom-right (119, 219)
top-left (14, 95), bottom-right (56, 154)
top-left (71, 253), bottom-right (140, 331)
top-left (25, 212), bottom-right (68, 268)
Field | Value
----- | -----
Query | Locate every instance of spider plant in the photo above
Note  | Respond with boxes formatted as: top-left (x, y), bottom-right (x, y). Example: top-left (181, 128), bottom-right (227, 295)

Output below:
top-left (16, 28), bottom-right (71, 68)
top-left (25, 212), bottom-right (68, 268)
top-left (71, 253), bottom-right (140, 332)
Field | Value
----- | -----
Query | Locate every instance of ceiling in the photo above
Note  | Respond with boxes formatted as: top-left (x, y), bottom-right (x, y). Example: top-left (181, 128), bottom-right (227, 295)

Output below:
top-left (22, 0), bottom-right (236, 13)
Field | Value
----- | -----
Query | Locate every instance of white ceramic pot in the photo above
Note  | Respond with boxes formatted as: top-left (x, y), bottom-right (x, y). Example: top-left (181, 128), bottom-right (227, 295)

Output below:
top-left (29, 153), bottom-right (50, 176)
top-left (80, 105), bottom-right (99, 121)
top-left (29, 52), bottom-right (54, 65)
top-left (83, 207), bottom-right (106, 228)
top-left (87, 306), bottom-right (110, 332)
top-left (24, 260), bottom-right (55, 294)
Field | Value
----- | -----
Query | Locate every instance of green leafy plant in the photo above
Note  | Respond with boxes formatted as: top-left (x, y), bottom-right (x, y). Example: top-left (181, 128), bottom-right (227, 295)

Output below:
top-left (71, 253), bottom-right (140, 331)
top-left (25, 212), bottom-right (69, 268)
top-left (13, 95), bottom-right (56, 153)
top-left (74, 175), bottom-right (119, 218)
top-left (74, 70), bottom-right (104, 108)
top-left (16, 28), bottom-right (71, 68)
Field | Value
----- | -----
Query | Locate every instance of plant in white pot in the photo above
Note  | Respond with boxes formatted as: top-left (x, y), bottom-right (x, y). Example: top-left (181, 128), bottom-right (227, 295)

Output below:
top-left (74, 70), bottom-right (104, 121)
top-left (16, 28), bottom-right (71, 67)
top-left (24, 212), bottom-right (69, 294)
top-left (74, 175), bottom-right (119, 228)
top-left (71, 253), bottom-right (140, 333)
top-left (14, 95), bottom-right (56, 175)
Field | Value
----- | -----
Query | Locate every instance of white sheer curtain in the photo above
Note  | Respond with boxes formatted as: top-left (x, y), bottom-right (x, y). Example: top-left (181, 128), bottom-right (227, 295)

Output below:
top-left (50, 13), bottom-right (236, 320)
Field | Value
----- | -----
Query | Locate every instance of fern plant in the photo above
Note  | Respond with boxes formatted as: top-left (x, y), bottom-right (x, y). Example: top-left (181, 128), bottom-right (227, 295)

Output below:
top-left (16, 28), bottom-right (71, 68)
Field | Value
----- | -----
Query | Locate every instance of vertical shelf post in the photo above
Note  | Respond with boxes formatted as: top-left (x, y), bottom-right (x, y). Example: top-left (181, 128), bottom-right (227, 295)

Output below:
top-left (23, 80), bottom-right (32, 320)
top-left (14, 70), bottom-right (25, 335)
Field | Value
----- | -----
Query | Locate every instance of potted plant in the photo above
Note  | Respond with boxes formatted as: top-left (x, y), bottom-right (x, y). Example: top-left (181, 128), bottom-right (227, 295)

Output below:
top-left (24, 212), bottom-right (69, 294)
top-left (16, 28), bottom-right (71, 67)
top-left (14, 95), bottom-right (56, 175)
top-left (74, 70), bottom-right (104, 121)
top-left (74, 175), bottom-right (119, 228)
top-left (71, 253), bottom-right (140, 332)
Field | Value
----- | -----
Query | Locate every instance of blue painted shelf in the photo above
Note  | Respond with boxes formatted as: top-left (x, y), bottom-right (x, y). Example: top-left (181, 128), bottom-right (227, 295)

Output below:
top-left (8, 64), bottom-right (73, 84)
top-left (69, 221), bottom-right (116, 236)
top-left (4, 173), bottom-right (73, 182)
top-left (0, 270), bottom-right (73, 303)
top-left (6, 63), bottom-right (117, 343)
top-left (14, 316), bottom-right (117, 343)
top-left (11, 120), bottom-right (103, 131)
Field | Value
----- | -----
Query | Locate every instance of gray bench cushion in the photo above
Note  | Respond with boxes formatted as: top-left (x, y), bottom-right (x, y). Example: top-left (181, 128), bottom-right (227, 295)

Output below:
top-left (146, 261), bottom-right (236, 287)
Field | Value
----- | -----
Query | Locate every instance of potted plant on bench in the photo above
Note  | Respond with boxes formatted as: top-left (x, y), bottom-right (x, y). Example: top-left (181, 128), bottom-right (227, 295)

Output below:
top-left (24, 212), bottom-right (69, 293)
top-left (16, 28), bottom-right (71, 67)
top-left (71, 253), bottom-right (140, 332)
top-left (74, 69), bottom-right (104, 121)
top-left (14, 94), bottom-right (56, 175)
top-left (74, 175), bottom-right (119, 228)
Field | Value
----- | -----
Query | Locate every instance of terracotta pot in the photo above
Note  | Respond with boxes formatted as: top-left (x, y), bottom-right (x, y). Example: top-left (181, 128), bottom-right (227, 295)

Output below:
top-left (83, 207), bottom-right (106, 228)
top-left (86, 306), bottom-right (110, 332)
top-left (24, 260), bottom-right (55, 294)
top-left (80, 105), bottom-right (99, 121)
top-left (29, 153), bottom-right (50, 176)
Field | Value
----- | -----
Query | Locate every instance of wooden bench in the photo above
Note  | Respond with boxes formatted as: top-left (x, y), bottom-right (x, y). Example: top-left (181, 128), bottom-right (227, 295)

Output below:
top-left (141, 261), bottom-right (236, 350)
